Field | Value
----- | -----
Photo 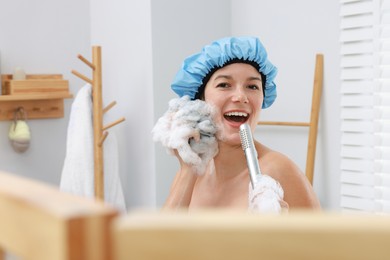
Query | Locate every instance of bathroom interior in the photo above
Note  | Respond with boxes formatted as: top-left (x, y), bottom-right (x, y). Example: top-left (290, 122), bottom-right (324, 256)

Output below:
top-left (0, 0), bottom-right (389, 259)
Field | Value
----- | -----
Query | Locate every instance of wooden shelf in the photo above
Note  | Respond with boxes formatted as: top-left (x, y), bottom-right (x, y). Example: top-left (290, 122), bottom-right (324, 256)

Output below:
top-left (0, 94), bottom-right (73, 120)
top-left (0, 74), bottom-right (73, 120)
top-left (0, 93), bottom-right (73, 101)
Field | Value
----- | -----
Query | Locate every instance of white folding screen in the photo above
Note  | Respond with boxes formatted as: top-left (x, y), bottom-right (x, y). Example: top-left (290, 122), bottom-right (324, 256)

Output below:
top-left (340, 0), bottom-right (390, 213)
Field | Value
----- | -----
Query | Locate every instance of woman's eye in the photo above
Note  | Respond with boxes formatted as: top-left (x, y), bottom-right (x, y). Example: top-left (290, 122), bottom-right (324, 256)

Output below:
top-left (216, 83), bottom-right (229, 88)
top-left (248, 84), bottom-right (260, 90)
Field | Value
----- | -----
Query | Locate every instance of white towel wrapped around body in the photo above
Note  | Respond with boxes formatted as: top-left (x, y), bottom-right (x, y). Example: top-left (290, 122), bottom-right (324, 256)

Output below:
top-left (60, 84), bottom-right (126, 213)
top-left (152, 96), bottom-right (219, 174)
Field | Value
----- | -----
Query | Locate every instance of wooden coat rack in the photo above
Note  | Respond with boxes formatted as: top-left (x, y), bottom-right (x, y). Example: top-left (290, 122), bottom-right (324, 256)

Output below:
top-left (71, 46), bottom-right (125, 200)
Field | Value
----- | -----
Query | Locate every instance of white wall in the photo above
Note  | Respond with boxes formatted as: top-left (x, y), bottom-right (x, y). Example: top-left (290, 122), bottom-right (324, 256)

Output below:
top-left (0, 0), bottom-right (90, 185)
top-left (231, 0), bottom-right (341, 209)
top-left (89, 0), bottom-right (155, 208)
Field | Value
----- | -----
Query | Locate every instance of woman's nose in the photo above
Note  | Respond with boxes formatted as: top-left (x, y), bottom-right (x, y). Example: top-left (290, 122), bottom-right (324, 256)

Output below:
top-left (232, 90), bottom-right (249, 103)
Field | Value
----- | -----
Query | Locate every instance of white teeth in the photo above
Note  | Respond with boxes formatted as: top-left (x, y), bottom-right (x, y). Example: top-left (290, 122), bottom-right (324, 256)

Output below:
top-left (225, 111), bottom-right (248, 117)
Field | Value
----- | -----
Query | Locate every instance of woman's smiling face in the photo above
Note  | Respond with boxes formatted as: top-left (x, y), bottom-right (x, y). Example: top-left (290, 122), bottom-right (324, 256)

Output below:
top-left (204, 63), bottom-right (264, 144)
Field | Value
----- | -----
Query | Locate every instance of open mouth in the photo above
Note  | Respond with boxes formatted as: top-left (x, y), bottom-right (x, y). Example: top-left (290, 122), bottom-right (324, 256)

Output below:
top-left (224, 111), bottom-right (249, 123)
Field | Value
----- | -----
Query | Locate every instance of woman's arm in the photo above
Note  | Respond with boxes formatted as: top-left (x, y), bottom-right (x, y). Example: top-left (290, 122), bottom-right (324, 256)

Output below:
top-left (280, 161), bottom-right (321, 209)
top-left (163, 169), bottom-right (197, 210)
top-left (262, 150), bottom-right (321, 210)
top-left (162, 152), bottom-right (199, 210)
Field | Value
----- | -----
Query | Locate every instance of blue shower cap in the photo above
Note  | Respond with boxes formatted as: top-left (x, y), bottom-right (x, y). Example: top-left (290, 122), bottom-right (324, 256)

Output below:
top-left (171, 36), bottom-right (278, 108)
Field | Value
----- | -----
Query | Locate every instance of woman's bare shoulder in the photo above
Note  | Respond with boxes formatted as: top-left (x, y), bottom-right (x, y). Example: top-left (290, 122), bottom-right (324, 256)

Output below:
top-left (256, 142), bottom-right (296, 176)
top-left (256, 142), bottom-right (321, 209)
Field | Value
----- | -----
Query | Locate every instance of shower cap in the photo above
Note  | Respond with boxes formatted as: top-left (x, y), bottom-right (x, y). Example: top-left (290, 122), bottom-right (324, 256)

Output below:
top-left (171, 36), bottom-right (278, 108)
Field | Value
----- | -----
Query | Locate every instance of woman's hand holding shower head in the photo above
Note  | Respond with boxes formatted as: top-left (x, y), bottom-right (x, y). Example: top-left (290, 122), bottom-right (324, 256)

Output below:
top-left (239, 123), bottom-right (288, 213)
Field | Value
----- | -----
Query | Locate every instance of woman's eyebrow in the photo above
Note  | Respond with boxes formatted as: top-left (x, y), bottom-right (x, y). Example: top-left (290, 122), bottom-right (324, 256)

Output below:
top-left (248, 76), bottom-right (262, 81)
top-left (214, 75), bottom-right (232, 80)
top-left (213, 75), bottom-right (262, 81)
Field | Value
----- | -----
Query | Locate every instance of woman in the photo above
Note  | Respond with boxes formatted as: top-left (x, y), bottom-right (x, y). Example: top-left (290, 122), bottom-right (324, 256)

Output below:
top-left (161, 36), bottom-right (320, 211)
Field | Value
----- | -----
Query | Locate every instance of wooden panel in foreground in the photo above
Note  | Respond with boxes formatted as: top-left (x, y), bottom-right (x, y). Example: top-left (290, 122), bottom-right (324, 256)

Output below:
top-left (113, 210), bottom-right (390, 260)
top-left (0, 171), bottom-right (119, 260)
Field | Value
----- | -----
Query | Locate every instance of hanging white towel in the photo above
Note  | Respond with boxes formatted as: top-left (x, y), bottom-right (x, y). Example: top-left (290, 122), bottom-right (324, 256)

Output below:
top-left (60, 84), bottom-right (126, 213)
top-left (60, 84), bottom-right (94, 198)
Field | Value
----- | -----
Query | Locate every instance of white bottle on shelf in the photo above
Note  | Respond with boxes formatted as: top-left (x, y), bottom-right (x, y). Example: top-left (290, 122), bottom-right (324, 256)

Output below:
top-left (13, 67), bottom-right (26, 80)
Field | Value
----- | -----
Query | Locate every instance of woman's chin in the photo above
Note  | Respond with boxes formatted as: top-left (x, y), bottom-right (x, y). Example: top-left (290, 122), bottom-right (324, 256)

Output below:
top-left (216, 130), bottom-right (241, 146)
